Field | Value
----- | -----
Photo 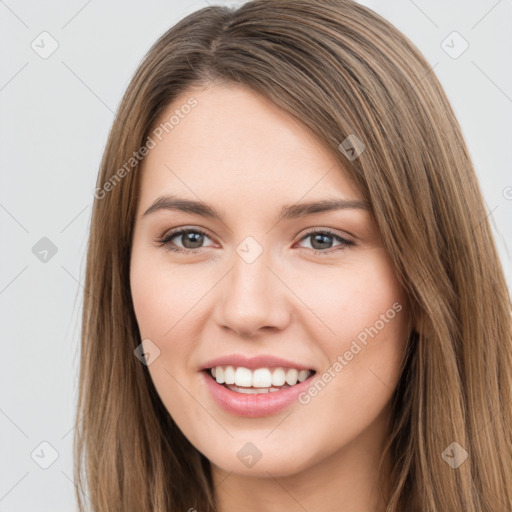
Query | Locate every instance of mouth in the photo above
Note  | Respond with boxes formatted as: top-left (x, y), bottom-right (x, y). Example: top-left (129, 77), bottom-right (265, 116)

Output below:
top-left (201, 365), bottom-right (317, 417)
top-left (205, 366), bottom-right (316, 394)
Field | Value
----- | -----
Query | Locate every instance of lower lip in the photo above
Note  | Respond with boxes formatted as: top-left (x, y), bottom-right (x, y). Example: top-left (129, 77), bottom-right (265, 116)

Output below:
top-left (201, 371), bottom-right (314, 417)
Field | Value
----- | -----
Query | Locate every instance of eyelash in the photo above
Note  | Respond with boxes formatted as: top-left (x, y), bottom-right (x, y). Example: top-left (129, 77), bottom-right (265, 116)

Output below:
top-left (156, 227), bottom-right (354, 255)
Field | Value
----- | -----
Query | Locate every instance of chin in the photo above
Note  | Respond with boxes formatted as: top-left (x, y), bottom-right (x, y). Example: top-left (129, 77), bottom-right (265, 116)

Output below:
top-left (203, 436), bottom-right (323, 478)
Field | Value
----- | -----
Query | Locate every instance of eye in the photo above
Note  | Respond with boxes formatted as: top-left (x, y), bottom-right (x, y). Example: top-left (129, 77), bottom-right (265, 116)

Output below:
top-left (157, 227), bottom-right (354, 255)
top-left (296, 229), bottom-right (354, 254)
top-left (157, 227), bottom-right (215, 253)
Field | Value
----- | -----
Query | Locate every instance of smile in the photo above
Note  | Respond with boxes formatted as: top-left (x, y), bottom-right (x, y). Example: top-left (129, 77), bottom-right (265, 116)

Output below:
top-left (210, 366), bottom-right (313, 393)
top-left (201, 366), bottom-right (316, 417)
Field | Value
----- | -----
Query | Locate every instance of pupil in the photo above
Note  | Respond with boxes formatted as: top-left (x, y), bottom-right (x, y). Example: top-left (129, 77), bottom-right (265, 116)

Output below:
top-left (311, 233), bottom-right (332, 250)
top-left (183, 232), bottom-right (203, 249)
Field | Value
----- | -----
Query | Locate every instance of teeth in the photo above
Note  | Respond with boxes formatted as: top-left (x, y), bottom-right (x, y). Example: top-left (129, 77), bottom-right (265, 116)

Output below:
top-left (298, 370), bottom-right (309, 382)
top-left (271, 368), bottom-right (286, 387)
top-left (224, 365), bottom-right (235, 385)
top-left (235, 367), bottom-right (253, 387)
top-left (211, 366), bottom-right (312, 388)
top-left (225, 384), bottom-right (285, 394)
top-left (285, 368), bottom-right (299, 386)
top-left (253, 368), bottom-right (272, 388)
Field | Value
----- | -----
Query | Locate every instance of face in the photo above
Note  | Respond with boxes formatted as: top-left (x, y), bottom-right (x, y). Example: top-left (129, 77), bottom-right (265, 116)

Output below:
top-left (130, 82), bottom-right (410, 478)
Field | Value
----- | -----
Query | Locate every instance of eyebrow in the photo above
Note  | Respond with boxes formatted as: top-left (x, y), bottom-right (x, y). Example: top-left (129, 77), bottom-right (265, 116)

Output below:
top-left (142, 195), bottom-right (369, 222)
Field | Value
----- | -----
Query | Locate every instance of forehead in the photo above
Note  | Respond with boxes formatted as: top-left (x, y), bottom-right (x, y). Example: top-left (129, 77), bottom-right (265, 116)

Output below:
top-left (139, 83), bottom-right (361, 207)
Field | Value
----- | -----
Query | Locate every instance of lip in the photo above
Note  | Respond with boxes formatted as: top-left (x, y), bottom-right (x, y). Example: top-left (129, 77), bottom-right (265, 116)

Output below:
top-left (201, 370), bottom-right (315, 417)
top-left (200, 354), bottom-right (315, 372)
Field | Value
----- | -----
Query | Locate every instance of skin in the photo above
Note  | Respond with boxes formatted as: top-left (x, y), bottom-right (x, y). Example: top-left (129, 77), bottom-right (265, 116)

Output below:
top-left (130, 82), bottom-right (411, 512)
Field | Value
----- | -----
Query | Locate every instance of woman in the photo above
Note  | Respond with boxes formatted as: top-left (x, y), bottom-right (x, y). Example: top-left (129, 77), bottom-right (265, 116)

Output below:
top-left (74, 1), bottom-right (512, 510)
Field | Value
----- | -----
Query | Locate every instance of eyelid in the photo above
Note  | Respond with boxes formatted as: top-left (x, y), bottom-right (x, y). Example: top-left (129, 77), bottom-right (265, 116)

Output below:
top-left (295, 227), bottom-right (354, 244)
top-left (293, 228), bottom-right (354, 253)
top-left (157, 226), bottom-right (216, 248)
top-left (157, 226), bottom-right (354, 254)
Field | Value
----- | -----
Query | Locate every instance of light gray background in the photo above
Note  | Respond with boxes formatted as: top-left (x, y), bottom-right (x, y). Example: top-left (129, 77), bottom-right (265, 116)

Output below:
top-left (1, 1), bottom-right (511, 510)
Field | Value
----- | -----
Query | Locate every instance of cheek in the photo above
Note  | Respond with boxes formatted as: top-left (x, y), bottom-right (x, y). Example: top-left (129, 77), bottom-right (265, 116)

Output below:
top-left (293, 252), bottom-right (409, 409)
top-left (130, 246), bottom-right (207, 341)
top-left (130, 249), bottom-right (207, 428)
top-left (295, 251), bottom-right (406, 347)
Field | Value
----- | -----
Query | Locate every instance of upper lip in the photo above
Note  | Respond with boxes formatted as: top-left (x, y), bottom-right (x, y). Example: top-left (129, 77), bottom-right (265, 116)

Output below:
top-left (201, 354), bottom-right (315, 371)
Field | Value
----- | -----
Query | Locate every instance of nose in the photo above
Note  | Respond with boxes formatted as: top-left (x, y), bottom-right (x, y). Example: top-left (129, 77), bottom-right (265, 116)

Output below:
top-left (215, 248), bottom-right (291, 338)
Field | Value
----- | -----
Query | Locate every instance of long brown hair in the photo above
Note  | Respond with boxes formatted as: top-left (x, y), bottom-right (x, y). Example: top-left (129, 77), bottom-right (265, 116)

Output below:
top-left (74, 0), bottom-right (512, 510)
